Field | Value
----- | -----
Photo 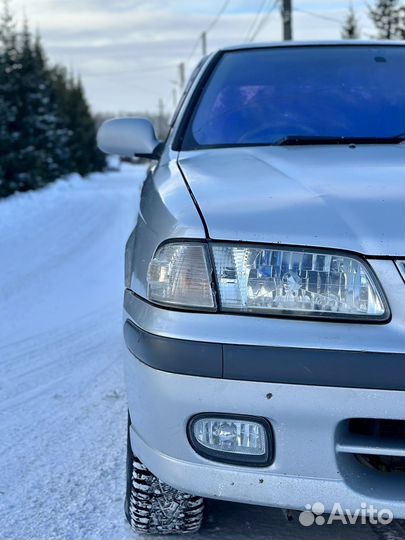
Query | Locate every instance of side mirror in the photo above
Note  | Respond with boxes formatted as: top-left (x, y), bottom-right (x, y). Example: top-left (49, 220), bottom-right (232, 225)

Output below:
top-left (97, 117), bottom-right (162, 159)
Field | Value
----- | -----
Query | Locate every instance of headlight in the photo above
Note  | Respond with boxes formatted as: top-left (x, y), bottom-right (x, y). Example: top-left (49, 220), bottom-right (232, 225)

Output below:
top-left (147, 242), bottom-right (215, 310)
top-left (147, 241), bottom-right (388, 321)
top-left (212, 244), bottom-right (388, 321)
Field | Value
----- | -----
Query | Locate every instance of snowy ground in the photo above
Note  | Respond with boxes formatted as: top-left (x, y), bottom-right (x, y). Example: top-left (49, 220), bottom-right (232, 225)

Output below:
top-left (0, 164), bottom-right (403, 540)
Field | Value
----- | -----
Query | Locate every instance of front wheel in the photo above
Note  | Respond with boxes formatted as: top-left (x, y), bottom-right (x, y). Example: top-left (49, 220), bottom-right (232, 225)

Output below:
top-left (125, 422), bottom-right (204, 535)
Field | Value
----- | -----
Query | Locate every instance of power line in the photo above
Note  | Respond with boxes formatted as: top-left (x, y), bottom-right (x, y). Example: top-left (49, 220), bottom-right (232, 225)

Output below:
top-left (186, 35), bottom-right (203, 62)
top-left (246, 2), bottom-right (343, 44)
top-left (250, 0), bottom-right (280, 42)
top-left (244, 0), bottom-right (270, 42)
top-left (294, 7), bottom-right (342, 24)
top-left (205, 0), bottom-right (231, 34)
top-left (186, 0), bottom-right (231, 61)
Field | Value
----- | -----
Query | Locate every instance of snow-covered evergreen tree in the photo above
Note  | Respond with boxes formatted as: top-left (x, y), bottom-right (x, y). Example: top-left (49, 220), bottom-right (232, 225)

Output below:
top-left (0, 1), bottom-right (105, 198)
top-left (397, 5), bottom-right (405, 37)
top-left (0, 0), bottom-right (21, 196)
top-left (368, 0), bottom-right (405, 39)
top-left (12, 24), bottom-right (71, 191)
top-left (49, 67), bottom-right (105, 176)
top-left (342, 4), bottom-right (361, 39)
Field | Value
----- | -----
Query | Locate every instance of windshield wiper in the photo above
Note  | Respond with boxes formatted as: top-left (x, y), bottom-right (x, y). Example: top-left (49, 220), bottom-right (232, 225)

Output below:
top-left (275, 134), bottom-right (405, 146)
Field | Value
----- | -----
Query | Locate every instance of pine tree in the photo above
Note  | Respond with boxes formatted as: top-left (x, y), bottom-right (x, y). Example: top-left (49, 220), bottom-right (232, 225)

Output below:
top-left (397, 5), bottom-right (405, 37)
top-left (0, 0), bottom-right (21, 196)
top-left (70, 77), bottom-right (105, 175)
top-left (11, 25), bottom-right (71, 191)
top-left (368, 0), bottom-right (404, 39)
top-left (50, 69), bottom-right (105, 176)
top-left (342, 4), bottom-right (361, 39)
top-left (0, 1), bottom-right (104, 198)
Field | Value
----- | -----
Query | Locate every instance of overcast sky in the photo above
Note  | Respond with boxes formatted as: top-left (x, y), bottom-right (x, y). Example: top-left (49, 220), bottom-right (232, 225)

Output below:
top-left (11, 0), bottom-right (375, 115)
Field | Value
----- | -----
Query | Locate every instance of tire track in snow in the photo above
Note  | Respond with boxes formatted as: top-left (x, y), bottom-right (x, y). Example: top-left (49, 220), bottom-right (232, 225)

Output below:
top-left (0, 165), bottom-right (145, 539)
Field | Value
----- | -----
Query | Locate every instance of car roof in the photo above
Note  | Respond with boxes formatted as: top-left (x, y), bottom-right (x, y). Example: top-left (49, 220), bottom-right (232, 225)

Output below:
top-left (219, 40), bottom-right (405, 52)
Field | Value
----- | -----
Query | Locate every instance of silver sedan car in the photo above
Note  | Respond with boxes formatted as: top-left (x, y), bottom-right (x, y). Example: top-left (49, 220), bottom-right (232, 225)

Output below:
top-left (97, 41), bottom-right (405, 535)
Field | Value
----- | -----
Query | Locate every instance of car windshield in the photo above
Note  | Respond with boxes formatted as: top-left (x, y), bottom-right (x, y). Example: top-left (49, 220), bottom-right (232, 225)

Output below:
top-left (182, 45), bottom-right (405, 149)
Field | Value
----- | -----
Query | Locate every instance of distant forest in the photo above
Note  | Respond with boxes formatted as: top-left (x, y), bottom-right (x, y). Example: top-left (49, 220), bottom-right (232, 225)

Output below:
top-left (0, 2), bottom-right (105, 198)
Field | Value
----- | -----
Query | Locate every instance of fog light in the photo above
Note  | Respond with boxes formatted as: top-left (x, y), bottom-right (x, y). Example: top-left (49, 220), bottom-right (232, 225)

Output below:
top-left (188, 414), bottom-right (273, 466)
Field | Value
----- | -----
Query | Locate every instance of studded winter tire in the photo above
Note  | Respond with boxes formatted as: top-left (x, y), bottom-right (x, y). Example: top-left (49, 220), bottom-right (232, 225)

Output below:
top-left (125, 422), bottom-right (204, 535)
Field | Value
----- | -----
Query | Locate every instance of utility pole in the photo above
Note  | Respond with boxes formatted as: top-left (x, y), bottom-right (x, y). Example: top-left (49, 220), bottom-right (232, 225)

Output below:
top-left (157, 99), bottom-right (165, 139)
top-left (179, 62), bottom-right (185, 89)
top-left (281, 0), bottom-right (293, 41)
top-left (201, 31), bottom-right (207, 56)
top-left (172, 87), bottom-right (178, 108)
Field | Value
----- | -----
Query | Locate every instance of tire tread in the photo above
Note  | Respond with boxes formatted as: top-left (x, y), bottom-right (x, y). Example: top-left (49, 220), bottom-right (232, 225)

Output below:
top-left (127, 456), bottom-right (204, 535)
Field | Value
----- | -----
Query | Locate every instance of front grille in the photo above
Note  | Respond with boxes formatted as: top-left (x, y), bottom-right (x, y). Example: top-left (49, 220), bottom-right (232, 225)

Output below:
top-left (348, 418), bottom-right (405, 441)
top-left (336, 419), bottom-right (405, 500)
top-left (346, 419), bottom-right (405, 473)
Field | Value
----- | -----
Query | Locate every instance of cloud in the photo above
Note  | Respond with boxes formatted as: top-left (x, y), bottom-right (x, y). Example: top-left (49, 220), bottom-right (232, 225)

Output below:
top-left (11, 0), bottom-right (374, 113)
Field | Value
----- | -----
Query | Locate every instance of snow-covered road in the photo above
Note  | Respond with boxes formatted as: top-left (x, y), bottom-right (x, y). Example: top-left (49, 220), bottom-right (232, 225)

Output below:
top-left (0, 165), bottom-right (402, 540)
top-left (0, 165), bottom-right (144, 539)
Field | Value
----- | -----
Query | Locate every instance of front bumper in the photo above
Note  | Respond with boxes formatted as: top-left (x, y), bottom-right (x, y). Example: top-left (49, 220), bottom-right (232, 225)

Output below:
top-left (126, 356), bottom-right (405, 517)
top-left (124, 258), bottom-right (405, 517)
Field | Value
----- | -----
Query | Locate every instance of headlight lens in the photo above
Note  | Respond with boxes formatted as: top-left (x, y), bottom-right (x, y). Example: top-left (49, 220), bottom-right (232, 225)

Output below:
top-left (147, 242), bottom-right (215, 309)
top-left (212, 245), bottom-right (387, 320)
top-left (147, 242), bottom-right (388, 321)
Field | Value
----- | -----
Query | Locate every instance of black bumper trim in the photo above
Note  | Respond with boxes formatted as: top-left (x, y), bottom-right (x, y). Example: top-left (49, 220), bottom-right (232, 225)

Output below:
top-left (223, 345), bottom-right (405, 390)
top-left (124, 320), bottom-right (405, 390)
top-left (124, 320), bottom-right (222, 378)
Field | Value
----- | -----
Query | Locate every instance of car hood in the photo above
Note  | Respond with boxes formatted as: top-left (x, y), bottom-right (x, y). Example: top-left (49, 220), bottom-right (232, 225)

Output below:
top-left (178, 145), bottom-right (405, 257)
